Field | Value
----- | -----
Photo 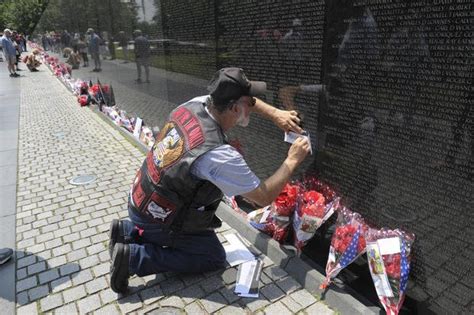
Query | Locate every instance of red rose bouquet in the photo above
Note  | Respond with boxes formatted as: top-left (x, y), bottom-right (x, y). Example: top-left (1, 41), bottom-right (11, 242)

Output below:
top-left (248, 183), bottom-right (299, 242)
top-left (292, 177), bottom-right (339, 254)
top-left (321, 207), bottom-right (367, 289)
top-left (365, 228), bottom-right (415, 315)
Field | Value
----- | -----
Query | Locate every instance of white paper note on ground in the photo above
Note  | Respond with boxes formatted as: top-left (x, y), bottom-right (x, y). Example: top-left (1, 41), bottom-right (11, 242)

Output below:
top-left (224, 233), bottom-right (255, 267)
top-left (284, 131), bottom-right (313, 154)
top-left (235, 259), bottom-right (263, 298)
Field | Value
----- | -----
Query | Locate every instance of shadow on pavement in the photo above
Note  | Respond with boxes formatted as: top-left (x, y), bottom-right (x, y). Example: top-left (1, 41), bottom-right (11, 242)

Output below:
top-left (5, 250), bottom-right (81, 305)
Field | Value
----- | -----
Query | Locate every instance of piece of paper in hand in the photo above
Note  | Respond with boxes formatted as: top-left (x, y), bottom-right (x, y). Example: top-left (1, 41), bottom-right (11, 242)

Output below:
top-left (224, 234), bottom-right (255, 267)
top-left (284, 131), bottom-right (313, 154)
top-left (235, 259), bottom-right (263, 298)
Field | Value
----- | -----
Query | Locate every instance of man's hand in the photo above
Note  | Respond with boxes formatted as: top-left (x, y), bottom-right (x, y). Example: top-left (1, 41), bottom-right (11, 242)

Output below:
top-left (273, 109), bottom-right (304, 134)
top-left (287, 137), bottom-right (310, 166)
top-left (242, 137), bottom-right (310, 207)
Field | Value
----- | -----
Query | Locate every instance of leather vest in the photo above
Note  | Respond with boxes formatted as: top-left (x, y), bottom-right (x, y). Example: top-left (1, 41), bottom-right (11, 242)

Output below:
top-left (129, 100), bottom-right (226, 232)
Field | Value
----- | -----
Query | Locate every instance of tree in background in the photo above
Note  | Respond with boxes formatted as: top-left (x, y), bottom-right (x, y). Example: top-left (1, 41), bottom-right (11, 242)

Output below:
top-left (0, 0), bottom-right (49, 34)
top-left (34, 0), bottom-right (139, 38)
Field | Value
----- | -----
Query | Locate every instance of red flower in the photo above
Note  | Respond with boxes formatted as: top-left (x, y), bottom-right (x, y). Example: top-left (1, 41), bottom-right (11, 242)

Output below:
top-left (273, 184), bottom-right (298, 216)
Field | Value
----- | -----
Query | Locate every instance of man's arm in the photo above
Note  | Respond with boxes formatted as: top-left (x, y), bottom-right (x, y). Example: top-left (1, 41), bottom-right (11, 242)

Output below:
top-left (242, 137), bottom-right (310, 206)
top-left (251, 97), bottom-right (304, 134)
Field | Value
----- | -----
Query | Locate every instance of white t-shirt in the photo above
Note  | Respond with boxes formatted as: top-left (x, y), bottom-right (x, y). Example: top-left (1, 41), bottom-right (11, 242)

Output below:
top-left (190, 144), bottom-right (261, 197)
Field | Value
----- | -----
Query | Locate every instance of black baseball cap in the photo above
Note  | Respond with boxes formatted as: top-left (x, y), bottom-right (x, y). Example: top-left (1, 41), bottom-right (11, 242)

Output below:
top-left (207, 68), bottom-right (267, 106)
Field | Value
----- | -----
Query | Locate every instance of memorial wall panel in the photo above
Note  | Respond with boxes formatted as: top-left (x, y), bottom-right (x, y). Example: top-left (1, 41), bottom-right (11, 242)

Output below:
top-left (33, 0), bottom-right (473, 313)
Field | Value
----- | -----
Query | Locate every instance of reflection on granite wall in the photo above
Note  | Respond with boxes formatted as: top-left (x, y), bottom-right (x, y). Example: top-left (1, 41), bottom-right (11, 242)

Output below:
top-left (35, 0), bottom-right (473, 313)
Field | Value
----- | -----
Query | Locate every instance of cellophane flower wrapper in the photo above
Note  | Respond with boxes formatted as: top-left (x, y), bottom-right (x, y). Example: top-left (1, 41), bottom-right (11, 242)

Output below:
top-left (321, 207), bottom-right (367, 289)
top-left (248, 183), bottom-right (299, 243)
top-left (292, 177), bottom-right (339, 254)
top-left (366, 228), bottom-right (415, 315)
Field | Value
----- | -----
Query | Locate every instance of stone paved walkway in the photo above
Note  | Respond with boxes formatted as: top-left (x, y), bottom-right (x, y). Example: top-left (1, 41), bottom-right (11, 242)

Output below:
top-left (13, 64), bottom-right (336, 314)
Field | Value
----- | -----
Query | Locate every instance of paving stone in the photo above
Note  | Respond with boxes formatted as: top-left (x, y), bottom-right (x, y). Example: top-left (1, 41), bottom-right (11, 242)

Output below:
top-left (93, 262), bottom-right (110, 277)
top-left (79, 254), bottom-right (100, 269)
top-left (28, 284), bottom-right (49, 301)
top-left (86, 276), bottom-right (109, 294)
top-left (60, 263), bottom-right (80, 276)
top-left (200, 292), bottom-right (227, 313)
top-left (180, 273), bottom-right (205, 286)
top-left (289, 290), bottom-right (317, 309)
top-left (87, 243), bottom-right (106, 255)
top-left (304, 302), bottom-right (335, 315)
top-left (161, 278), bottom-right (185, 295)
top-left (54, 302), bottom-right (78, 314)
top-left (261, 283), bottom-right (286, 302)
top-left (17, 255), bottom-right (36, 269)
top-left (220, 267), bottom-right (238, 285)
top-left (159, 296), bottom-right (185, 309)
top-left (118, 293), bottom-right (143, 313)
top-left (40, 293), bottom-right (63, 312)
top-left (280, 295), bottom-right (304, 313)
top-left (275, 276), bottom-right (302, 294)
top-left (219, 285), bottom-right (240, 304)
top-left (218, 304), bottom-right (247, 315)
top-left (100, 287), bottom-right (119, 304)
top-left (62, 284), bottom-right (87, 303)
top-left (263, 301), bottom-right (292, 315)
top-left (200, 275), bottom-right (225, 293)
top-left (139, 285), bottom-right (164, 305)
top-left (63, 232), bottom-right (80, 244)
top-left (239, 296), bottom-right (270, 312)
top-left (39, 268), bottom-right (60, 284)
top-left (17, 268), bottom-right (27, 280)
top-left (48, 255), bottom-right (67, 268)
top-left (77, 293), bottom-right (102, 314)
top-left (184, 301), bottom-right (207, 315)
top-left (51, 276), bottom-right (72, 293)
top-left (67, 248), bottom-right (87, 261)
top-left (26, 261), bottom-right (46, 277)
top-left (16, 291), bottom-right (30, 306)
top-left (176, 284), bottom-right (205, 305)
top-left (53, 244), bottom-right (72, 256)
top-left (17, 302), bottom-right (38, 315)
top-left (93, 304), bottom-right (121, 315)
top-left (17, 276), bottom-right (38, 292)
top-left (264, 265), bottom-right (288, 281)
top-left (72, 269), bottom-right (94, 286)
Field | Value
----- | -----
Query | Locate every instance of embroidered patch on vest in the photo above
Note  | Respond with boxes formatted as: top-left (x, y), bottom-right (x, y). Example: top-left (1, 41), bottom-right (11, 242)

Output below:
top-left (131, 170), bottom-right (146, 208)
top-left (145, 192), bottom-right (177, 222)
top-left (146, 151), bottom-right (161, 183)
top-left (172, 107), bottom-right (204, 150)
top-left (151, 122), bottom-right (185, 170)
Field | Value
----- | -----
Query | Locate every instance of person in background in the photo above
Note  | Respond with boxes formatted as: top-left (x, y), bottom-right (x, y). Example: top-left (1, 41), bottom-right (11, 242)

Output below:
top-left (1, 29), bottom-right (19, 77)
top-left (64, 47), bottom-right (81, 69)
top-left (87, 28), bottom-right (101, 72)
top-left (133, 29), bottom-right (150, 83)
top-left (12, 31), bottom-right (23, 71)
top-left (25, 48), bottom-right (41, 72)
top-left (108, 67), bottom-right (309, 293)
top-left (77, 35), bottom-right (89, 67)
top-left (118, 31), bottom-right (129, 63)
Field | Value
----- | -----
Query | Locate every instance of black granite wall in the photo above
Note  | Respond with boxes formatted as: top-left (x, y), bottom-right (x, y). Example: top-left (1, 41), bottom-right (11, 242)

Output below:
top-left (36, 0), bottom-right (473, 313)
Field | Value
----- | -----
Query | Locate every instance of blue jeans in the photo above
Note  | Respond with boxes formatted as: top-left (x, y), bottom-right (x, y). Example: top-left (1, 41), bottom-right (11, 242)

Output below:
top-left (124, 208), bottom-right (226, 277)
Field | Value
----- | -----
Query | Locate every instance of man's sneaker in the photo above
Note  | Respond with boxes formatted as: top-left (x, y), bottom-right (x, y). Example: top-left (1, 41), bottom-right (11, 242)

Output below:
top-left (135, 78), bottom-right (142, 83)
top-left (110, 243), bottom-right (130, 294)
top-left (109, 219), bottom-right (125, 258)
top-left (0, 248), bottom-right (13, 265)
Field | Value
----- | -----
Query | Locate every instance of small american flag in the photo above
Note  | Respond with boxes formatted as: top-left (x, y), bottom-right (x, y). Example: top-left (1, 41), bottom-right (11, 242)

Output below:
top-left (399, 239), bottom-right (410, 293)
top-left (339, 226), bottom-right (361, 268)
